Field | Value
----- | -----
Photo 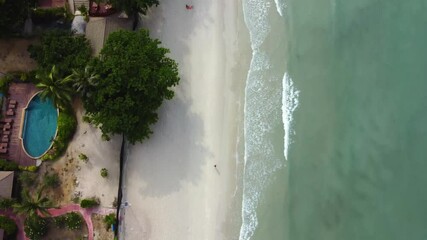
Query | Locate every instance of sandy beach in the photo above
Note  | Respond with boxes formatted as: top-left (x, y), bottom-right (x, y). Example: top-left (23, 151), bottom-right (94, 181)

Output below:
top-left (122, 0), bottom-right (250, 239)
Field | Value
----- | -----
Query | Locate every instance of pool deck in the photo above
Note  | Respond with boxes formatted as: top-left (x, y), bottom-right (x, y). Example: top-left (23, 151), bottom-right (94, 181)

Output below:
top-left (0, 83), bottom-right (38, 166)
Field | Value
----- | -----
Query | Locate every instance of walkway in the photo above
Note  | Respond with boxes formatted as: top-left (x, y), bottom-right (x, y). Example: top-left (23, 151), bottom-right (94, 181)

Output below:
top-left (0, 204), bottom-right (115, 240)
top-left (0, 83), bottom-right (38, 166)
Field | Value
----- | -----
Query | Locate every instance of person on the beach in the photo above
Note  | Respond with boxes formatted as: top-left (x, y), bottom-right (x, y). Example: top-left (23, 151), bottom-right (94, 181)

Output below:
top-left (186, 4), bottom-right (193, 10)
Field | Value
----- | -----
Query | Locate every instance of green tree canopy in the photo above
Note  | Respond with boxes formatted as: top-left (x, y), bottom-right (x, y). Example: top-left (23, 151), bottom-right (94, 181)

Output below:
top-left (28, 30), bottom-right (92, 75)
top-left (84, 29), bottom-right (180, 144)
top-left (36, 65), bottom-right (73, 109)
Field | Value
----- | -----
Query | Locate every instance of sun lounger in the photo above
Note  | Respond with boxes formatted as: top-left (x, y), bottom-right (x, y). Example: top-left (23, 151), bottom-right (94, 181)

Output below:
top-left (1, 137), bottom-right (9, 143)
top-left (0, 143), bottom-right (7, 148)
top-left (8, 104), bottom-right (16, 109)
top-left (3, 131), bottom-right (10, 135)
top-left (0, 148), bottom-right (7, 154)
top-left (9, 100), bottom-right (16, 105)
top-left (3, 124), bottom-right (10, 130)
top-left (4, 119), bottom-right (13, 123)
top-left (6, 109), bottom-right (14, 116)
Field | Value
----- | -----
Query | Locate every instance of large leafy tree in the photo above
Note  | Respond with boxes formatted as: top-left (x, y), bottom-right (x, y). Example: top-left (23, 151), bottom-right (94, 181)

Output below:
top-left (28, 30), bottom-right (92, 75)
top-left (84, 29), bottom-right (180, 144)
top-left (36, 65), bottom-right (73, 109)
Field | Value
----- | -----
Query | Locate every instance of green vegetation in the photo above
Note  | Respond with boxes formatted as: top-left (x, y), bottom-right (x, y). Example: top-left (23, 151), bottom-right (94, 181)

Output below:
top-left (18, 165), bottom-right (39, 172)
top-left (42, 110), bottom-right (77, 161)
top-left (110, 0), bottom-right (159, 15)
top-left (77, 4), bottom-right (89, 22)
top-left (109, 0), bottom-right (159, 28)
top-left (80, 198), bottom-right (99, 208)
top-left (24, 215), bottom-right (48, 240)
top-left (0, 215), bottom-right (17, 236)
top-left (0, 198), bottom-right (17, 210)
top-left (84, 30), bottom-right (180, 143)
top-left (100, 168), bottom-right (108, 178)
top-left (31, 7), bottom-right (67, 24)
top-left (43, 173), bottom-right (60, 188)
top-left (63, 212), bottom-right (83, 230)
top-left (36, 65), bottom-right (73, 109)
top-left (64, 66), bottom-right (99, 99)
top-left (13, 189), bottom-right (51, 218)
top-left (28, 30), bottom-right (92, 75)
top-left (0, 159), bottom-right (18, 171)
top-left (0, 74), bottom-right (14, 94)
top-left (0, 0), bottom-right (28, 37)
top-left (18, 172), bottom-right (37, 188)
top-left (103, 213), bottom-right (116, 230)
top-left (53, 215), bottom-right (66, 228)
top-left (78, 153), bottom-right (88, 163)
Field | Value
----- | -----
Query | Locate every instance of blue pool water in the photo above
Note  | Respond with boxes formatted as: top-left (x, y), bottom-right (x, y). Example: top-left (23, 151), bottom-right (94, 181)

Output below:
top-left (22, 94), bottom-right (58, 158)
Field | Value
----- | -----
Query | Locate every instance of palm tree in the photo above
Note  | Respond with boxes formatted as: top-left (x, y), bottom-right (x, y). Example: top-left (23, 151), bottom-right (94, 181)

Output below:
top-left (13, 188), bottom-right (51, 218)
top-left (36, 65), bottom-right (73, 110)
top-left (63, 65), bottom-right (99, 98)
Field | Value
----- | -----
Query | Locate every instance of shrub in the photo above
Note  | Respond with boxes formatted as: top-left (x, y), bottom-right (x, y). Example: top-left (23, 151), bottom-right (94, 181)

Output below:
top-left (18, 165), bottom-right (38, 172)
top-left (31, 7), bottom-right (66, 24)
top-left (0, 215), bottom-right (17, 236)
top-left (43, 173), bottom-right (60, 188)
top-left (78, 4), bottom-right (88, 16)
top-left (0, 159), bottom-right (18, 171)
top-left (53, 215), bottom-right (66, 228)
top-left (80, 198), bottom-right (99, 208)
top-left (100, 168), bottom-right (108, 178)
top-left (78, 153), bottom-right (88, 163)
top-left (0, 74), bottom-right (14, 94)
top-left (24, 215), bottom-right (47, 240)
top-left (0, 198), bottom-right (16, 210)
top-left (103, 213), bottom-right (116, 230)
top-left (41, 110), bottom-right (77, 161)
top-left (18, 172), bottom-right (37, 188)
top-left (64, 212), bottom-right (83, 230)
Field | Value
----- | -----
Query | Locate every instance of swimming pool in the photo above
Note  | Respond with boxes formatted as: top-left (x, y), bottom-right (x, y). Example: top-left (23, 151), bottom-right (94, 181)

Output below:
top-left (22, 93), bottom-right (58, 158)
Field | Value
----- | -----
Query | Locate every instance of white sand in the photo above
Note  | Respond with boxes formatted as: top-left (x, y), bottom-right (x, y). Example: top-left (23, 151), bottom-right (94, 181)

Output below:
top-left (70, 101), bottom-right (121, 207)
top-left (122, 0), bottom-right (250, 239)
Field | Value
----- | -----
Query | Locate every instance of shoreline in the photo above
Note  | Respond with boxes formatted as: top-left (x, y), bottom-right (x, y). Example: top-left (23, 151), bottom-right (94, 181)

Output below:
top-left (121, 0), bottom-right (251, 239)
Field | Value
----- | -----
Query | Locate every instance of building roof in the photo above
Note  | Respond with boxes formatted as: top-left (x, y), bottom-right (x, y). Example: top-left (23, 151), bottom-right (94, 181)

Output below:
top-left (85, 13), bottom-right (132, 55)
top-left (0, 171), bottom-right (14, 198)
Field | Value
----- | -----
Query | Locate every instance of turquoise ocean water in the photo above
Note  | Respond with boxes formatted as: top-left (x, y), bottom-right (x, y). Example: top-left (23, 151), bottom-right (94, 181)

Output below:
top-left (239, 0), bottom-right (427, 239)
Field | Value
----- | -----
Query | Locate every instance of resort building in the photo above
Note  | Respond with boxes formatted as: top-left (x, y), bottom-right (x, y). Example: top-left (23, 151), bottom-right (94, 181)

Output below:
top-left (85, 13), bottom-right (132, 55)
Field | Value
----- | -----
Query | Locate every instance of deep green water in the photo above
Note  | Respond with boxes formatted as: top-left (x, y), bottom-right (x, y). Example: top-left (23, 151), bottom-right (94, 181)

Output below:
top-left (285, 0), bottom-right (427, 239)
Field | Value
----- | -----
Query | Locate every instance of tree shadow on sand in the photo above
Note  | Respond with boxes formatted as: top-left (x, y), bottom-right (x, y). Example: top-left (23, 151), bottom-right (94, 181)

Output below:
top-left (126, 96), bottom-right (211, 197)
top-left (123, 0), bottom-right (216, 197)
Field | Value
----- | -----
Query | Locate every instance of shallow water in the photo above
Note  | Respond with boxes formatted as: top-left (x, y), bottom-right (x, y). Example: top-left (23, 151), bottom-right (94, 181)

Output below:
top-left (240, 0), bottom-right (427, 239)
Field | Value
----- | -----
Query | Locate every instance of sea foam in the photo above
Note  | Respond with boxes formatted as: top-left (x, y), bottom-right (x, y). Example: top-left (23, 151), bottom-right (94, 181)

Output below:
top-left (282, 72), bottom-right (299, 160)
top-left (239, 0), bottom-right (294, 239)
